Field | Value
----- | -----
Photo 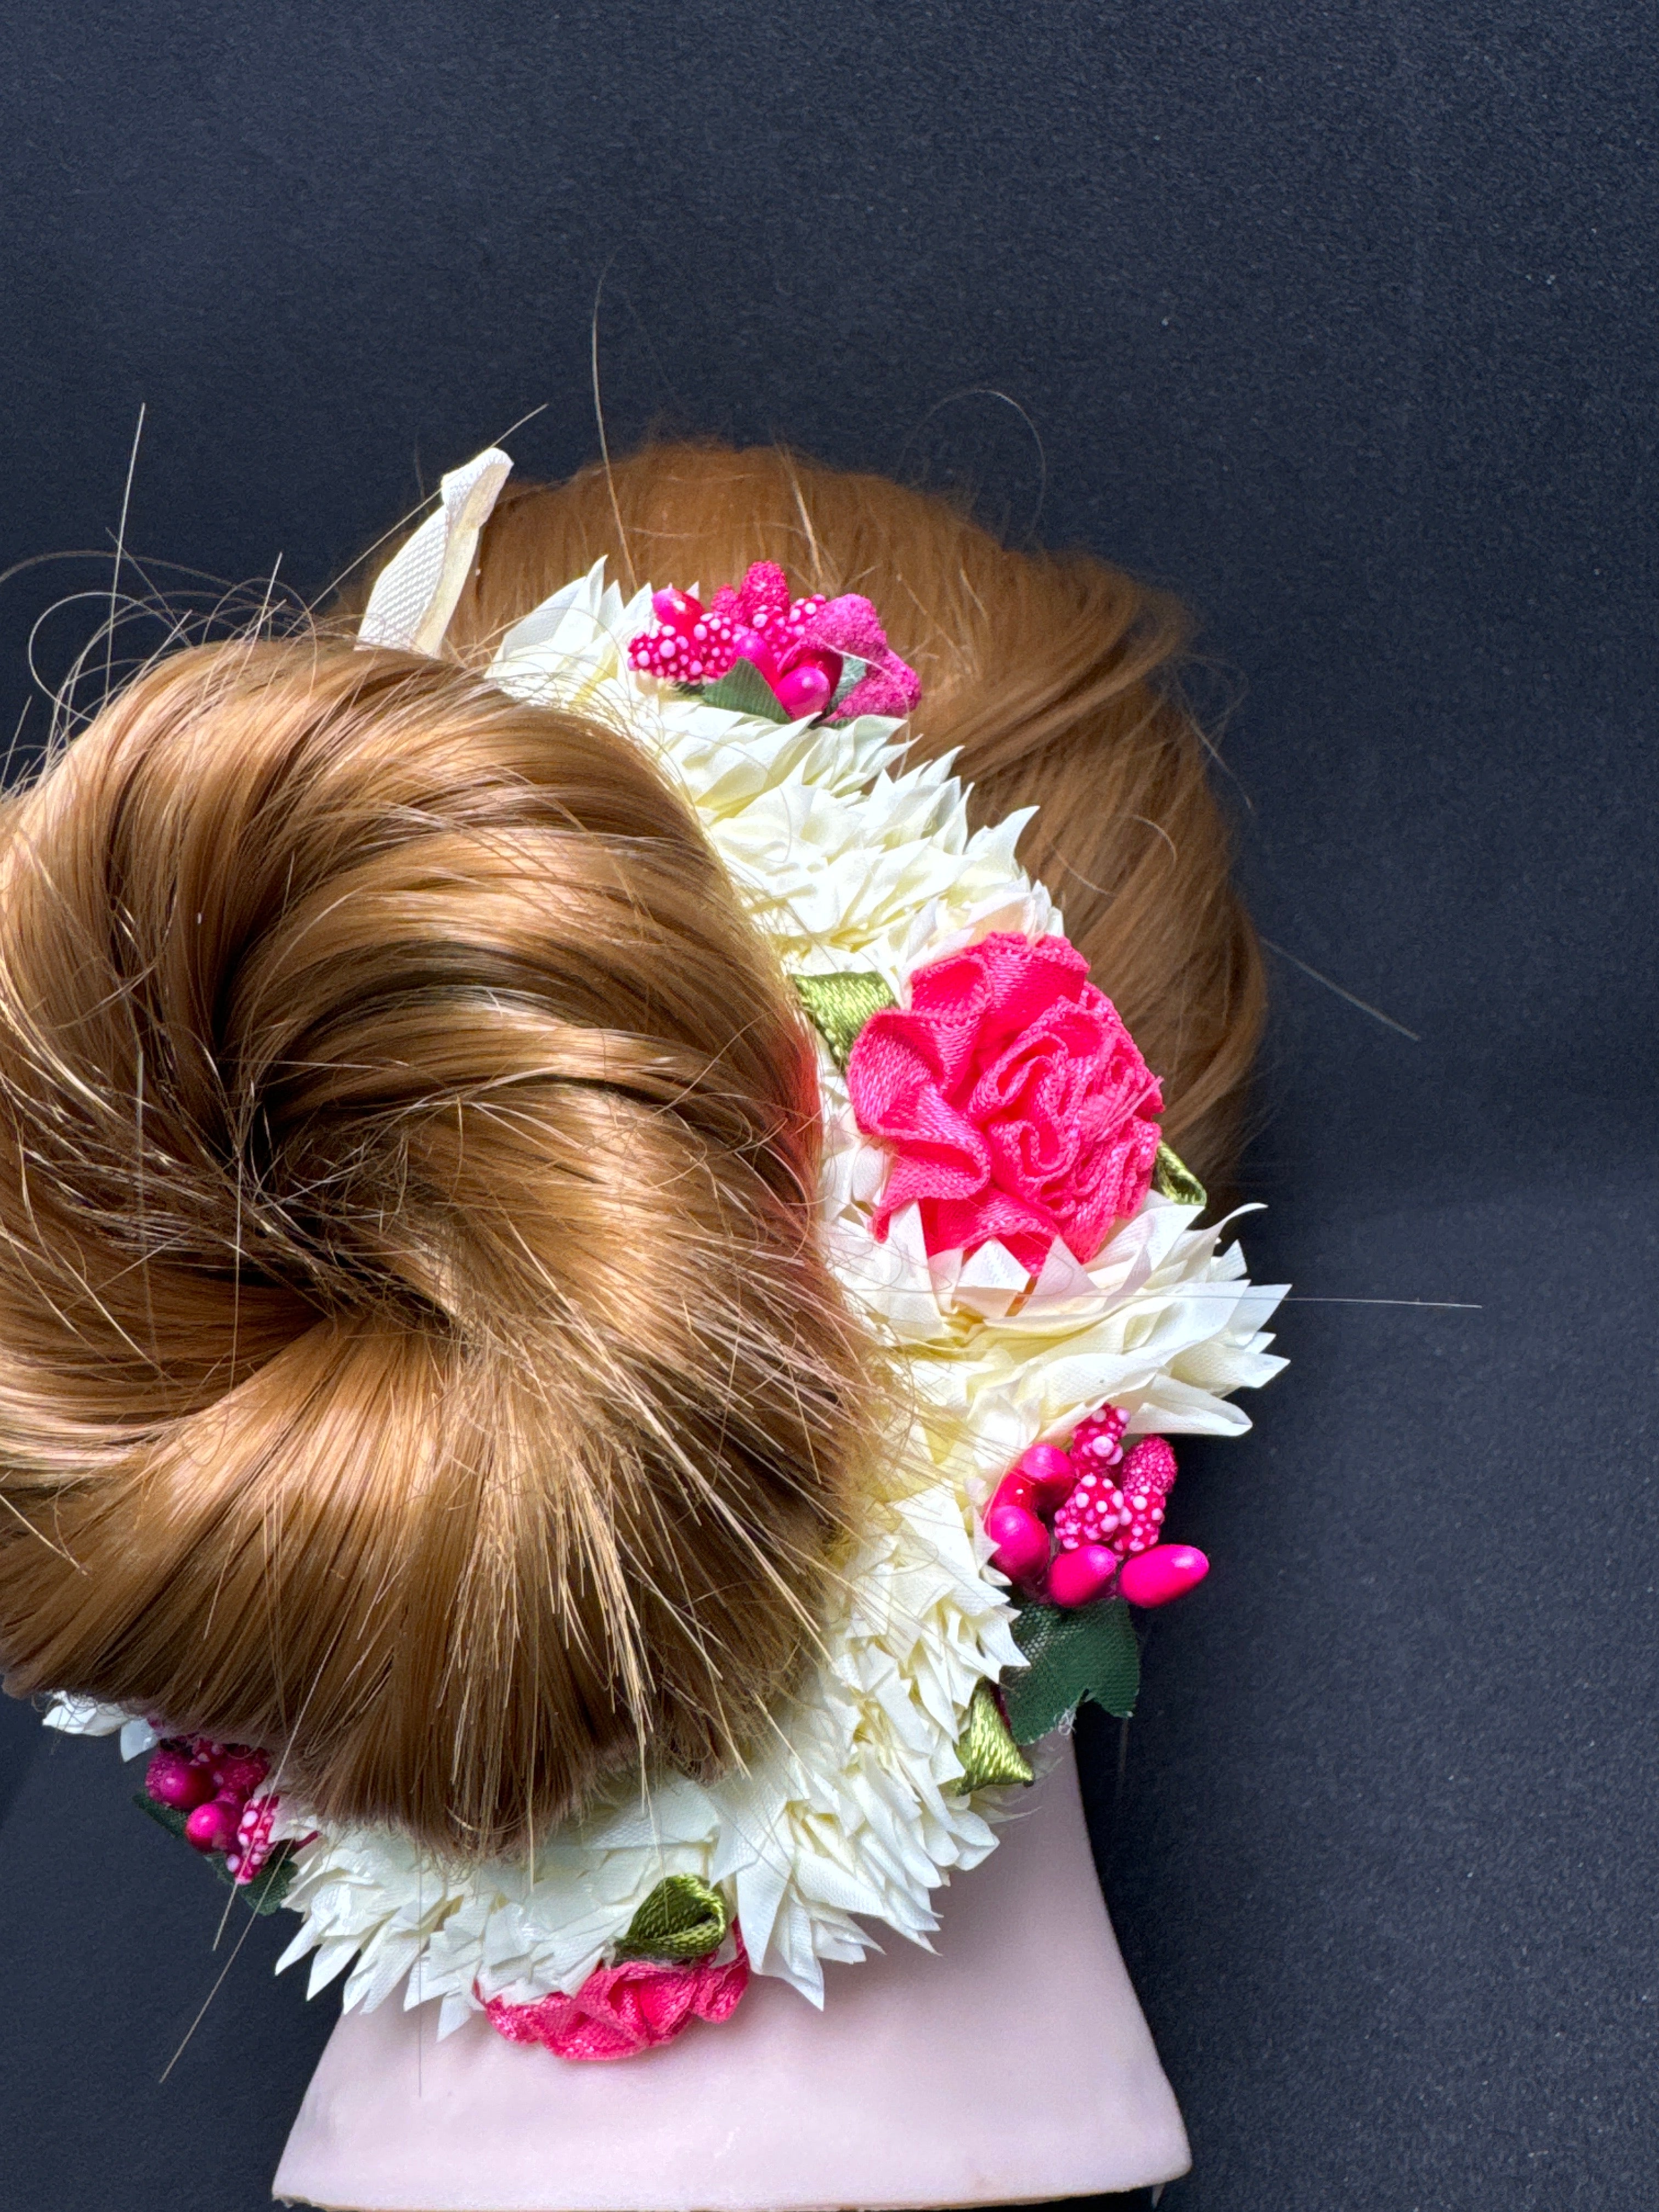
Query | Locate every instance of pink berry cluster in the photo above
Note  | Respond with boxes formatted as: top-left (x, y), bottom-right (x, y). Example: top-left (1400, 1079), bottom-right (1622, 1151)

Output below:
top-left (983, 1410), bottom-right (1207, 1611)
top-left (144, 1736), bottom-right (283, 1883)
top-left (628, 563), bottom-right (836, 717)
top-left (1053, 1411), bottom-right (1176, 1556)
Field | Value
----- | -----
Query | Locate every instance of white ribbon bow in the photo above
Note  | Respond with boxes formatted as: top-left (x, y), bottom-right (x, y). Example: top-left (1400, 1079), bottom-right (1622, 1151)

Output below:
top-left (357, 446), bottom-right (514, 656)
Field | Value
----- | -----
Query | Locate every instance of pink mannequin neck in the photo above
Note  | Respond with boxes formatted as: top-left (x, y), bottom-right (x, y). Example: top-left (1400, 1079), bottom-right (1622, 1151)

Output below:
top-left (274, 1748), bottom-right (1189, 2211)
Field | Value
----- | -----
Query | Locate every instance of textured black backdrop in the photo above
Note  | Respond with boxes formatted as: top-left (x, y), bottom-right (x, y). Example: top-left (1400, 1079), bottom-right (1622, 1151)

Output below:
top-left (0, 5), bottom-right (1654, 2208)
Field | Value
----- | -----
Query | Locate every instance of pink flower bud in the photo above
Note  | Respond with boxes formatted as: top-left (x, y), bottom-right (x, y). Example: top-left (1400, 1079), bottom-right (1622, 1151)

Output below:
top-left (1118, 1544), bottom-right (1209, 1607)
top-left (1047, 1544), bottom-right (1120, 1609)
top-left (729, 627), bottom-right (781, 683)
top-left (184, 1799), bottom-right (239, 1854)
top-left (774, 662), bottom-right (833, 717)
top-left (145, 1747), bottom-right (212, 1812)
top-left (984, 1502), bottom-right (1051, 1589)
top-left (989, 1469), bottom-right (1037, 1517)
top-left (1017, 1443), bottom-right (1079, 1510)
top-left (650, 586), bottom-right (702, 634)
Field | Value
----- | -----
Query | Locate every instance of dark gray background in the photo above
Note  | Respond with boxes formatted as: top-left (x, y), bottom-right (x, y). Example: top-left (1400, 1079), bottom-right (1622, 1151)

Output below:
top-left (0, 3), bottom-right (1653, 2207)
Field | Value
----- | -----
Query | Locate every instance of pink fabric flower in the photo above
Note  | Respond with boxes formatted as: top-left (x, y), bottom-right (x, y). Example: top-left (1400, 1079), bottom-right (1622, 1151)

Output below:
top-left (847, 933), bottom-right (1163, 1271)
top-left (791, 593), bottom-right (922, 721)
top-left (483, 1934), bottom-right (751, 2063)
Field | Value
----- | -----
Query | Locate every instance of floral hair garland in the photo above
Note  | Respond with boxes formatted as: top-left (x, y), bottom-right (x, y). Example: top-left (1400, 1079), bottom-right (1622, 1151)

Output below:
top-left (48, 450), bottom-right (1286, 2059)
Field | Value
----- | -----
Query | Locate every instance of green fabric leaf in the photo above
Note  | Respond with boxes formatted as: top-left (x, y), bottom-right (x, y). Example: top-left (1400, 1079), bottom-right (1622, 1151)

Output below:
top-left (951, 1680), bottom-right (1035, 1791)
top-left (793, 970), bottom-right (897, 1070)
top-left (236, 1848), bottom-right (299, 1915)
top-left (134, 1790), bottom-right (191, 1846)
top-left (695, 657), bottom-right (792, 721)
top-left (614, 1873), bottom-right (731, 1962)
top-left (1003, 1599), bottom-right (1141, 1740)
top-left (1152, 1141), bottom-right (1207, 1210)
top-left (827, 653), bottom-right (870, 712)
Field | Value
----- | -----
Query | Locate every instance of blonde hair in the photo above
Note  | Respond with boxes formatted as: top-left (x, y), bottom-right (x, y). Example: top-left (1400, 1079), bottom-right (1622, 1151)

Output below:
top-left (0, 442), bottom-right (1262, 1858)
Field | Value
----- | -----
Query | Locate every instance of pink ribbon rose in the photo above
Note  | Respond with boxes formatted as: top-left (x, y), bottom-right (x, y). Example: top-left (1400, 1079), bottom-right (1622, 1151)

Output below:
top-left (847, 933), bottom-right (1163, 1272)
top-left (483, 1934), bottom-right (751, 2063)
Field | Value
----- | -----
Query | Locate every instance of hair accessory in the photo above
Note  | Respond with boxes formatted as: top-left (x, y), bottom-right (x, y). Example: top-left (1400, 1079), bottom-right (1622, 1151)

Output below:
top-left (125, 1732), bottom-right (307, 1914)
top-left (846, 932), bottom-right (1165, 1271)
top-left (628, 561), bottom-right (922, 723)
top-left (357, 447), bottom-right (512, 654)
top-left (48, 447), bottom-right (1286, 2061)
top-left (984, 1420), bottom-right (1205, 1621)
top-left (484, 1932), bottom-right (751, 2063)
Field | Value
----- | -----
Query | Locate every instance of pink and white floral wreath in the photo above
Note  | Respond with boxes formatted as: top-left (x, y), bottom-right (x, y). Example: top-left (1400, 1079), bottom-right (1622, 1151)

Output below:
top-left (49, 449), bottom-right (1287, 2063)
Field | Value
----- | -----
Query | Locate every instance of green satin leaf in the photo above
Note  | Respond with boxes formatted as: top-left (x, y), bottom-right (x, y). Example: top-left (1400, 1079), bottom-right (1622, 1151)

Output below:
top-left (1003, 1598), bottom-right (1141, 1740)
top-left (793, 971), bottom-right (897, 1071)
top-left (1152, 1141), bottom-right (1207, 1210)
top-left (827, 652), bottom-right (870, 712)
top-left (952, 1680), bottom-right (1035, 1791)
top-left (614, 1872), bottom-right (732, 1962)
top-left (132, 1792), bottom-right (297, 1915)
top-left (693, 657), bottom-right (792, 721)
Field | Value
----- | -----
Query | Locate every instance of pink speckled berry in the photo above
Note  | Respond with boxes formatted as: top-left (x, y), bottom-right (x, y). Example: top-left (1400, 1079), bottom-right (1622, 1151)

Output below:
top-left (735, 561), bottom-right (791, 629)
top-left (229, 1795), bottom-right (281, 1883)
top-left (630, 592), bottom-right (742, 685)
top-left (1054, 1424), bottom-right (1177, 1559)
top-left (1069, 1404), bottom-right (1127, 1466)
top-left (1052, 1407), bottom-right (1129, 1553)
top-left (1115, 1436), bottom-right (1177, 1555)
top-left (1052, 1466), bottom-right (1130, 1552)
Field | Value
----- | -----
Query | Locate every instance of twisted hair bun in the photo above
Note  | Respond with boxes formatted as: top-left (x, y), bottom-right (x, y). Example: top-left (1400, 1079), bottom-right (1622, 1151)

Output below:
top-left (0, 639), bottom-right (873, 1856)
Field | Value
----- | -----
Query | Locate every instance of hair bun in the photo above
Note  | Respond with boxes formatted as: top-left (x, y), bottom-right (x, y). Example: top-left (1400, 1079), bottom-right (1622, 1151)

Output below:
top-left (0, 639), bottom-right (873, 1857)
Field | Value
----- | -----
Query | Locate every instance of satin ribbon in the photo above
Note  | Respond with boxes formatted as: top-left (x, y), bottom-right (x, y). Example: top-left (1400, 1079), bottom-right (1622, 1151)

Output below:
top-left (357, 445), bottom-right (514, 656)
top-left (614, 1873), bottom-right (731, 1962)
top-left (1152, 1140), bottom-right (1207, 1210)
top-left (952, 1680), bottom-right (1034, 1791)
top-left (484, 1932), bottom-right (750, 2062)
top-left (794, 970), bottom-right (897, 1071)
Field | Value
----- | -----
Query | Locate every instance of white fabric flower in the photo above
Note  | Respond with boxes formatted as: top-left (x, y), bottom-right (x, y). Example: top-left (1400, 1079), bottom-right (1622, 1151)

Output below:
top-left (42, 1695), bottom-right (159, 1763)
